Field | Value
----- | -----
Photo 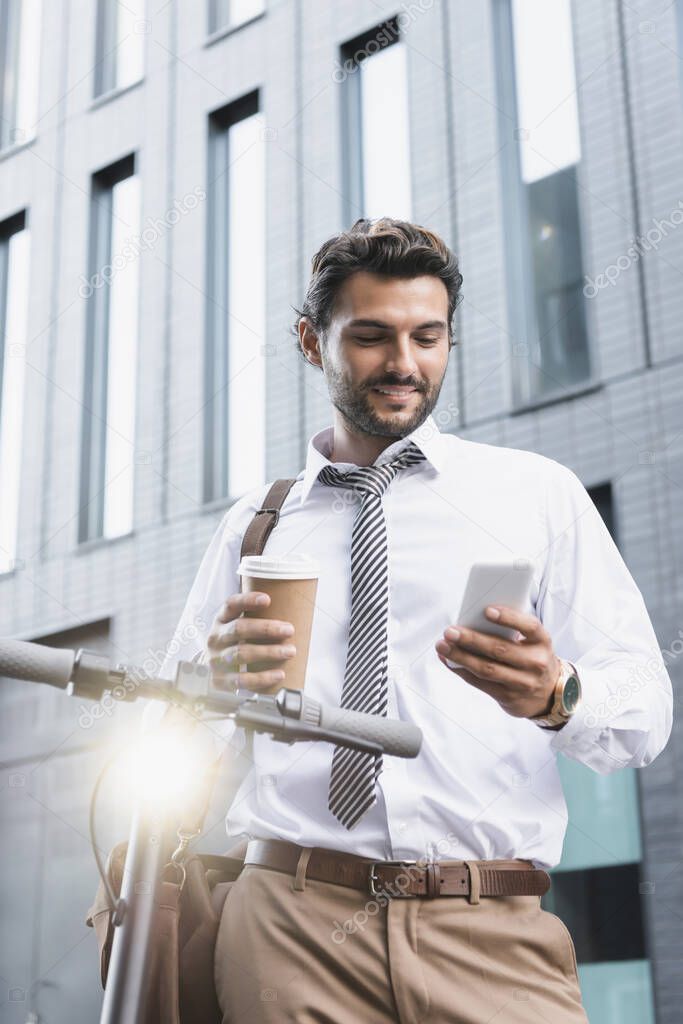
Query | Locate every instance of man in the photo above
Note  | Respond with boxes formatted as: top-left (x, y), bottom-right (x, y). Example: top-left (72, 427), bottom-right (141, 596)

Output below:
top-left (159, 218), bottom-right (673, 1022)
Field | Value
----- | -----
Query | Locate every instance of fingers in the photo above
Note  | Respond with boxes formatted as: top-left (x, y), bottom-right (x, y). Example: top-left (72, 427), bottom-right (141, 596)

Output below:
top-left (215, 591), bottom-right (272, 624)
top-left (210, 666), bottom-right (289, 693)
top-left (207, 633), bottom-right (296, 692)
top-left (208, 637), bottom-right (291, 692)
top-left (436, 645), bottom-right (517, 685)
top-left (209, 640), bottom-right (296, 669)
top-left (205, 593), bottom-right (299, 696)
top-left (438, 626), bottom-right (528, 669)
top-left (209, 617), bottom-right (295, 649)
top-left (208, 593), bottom-right (297, 692)
top-left (483, 605), bottom-right (547, 643)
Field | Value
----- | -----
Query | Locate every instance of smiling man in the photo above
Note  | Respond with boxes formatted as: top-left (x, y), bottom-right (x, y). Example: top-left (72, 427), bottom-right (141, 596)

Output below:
top-left (306, 269), bottom-right (452, 466)
top-left (162, 217), bottom-right (672, 1023)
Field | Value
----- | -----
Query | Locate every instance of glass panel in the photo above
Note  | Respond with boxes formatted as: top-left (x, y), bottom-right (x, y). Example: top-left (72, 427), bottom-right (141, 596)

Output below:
top-left (211, 0), bottom-right (228, 30)
top-left (360, 41), bottom-right (411, 220)
top-left (205, 123), bottom-right (229, 500)
top-left (95, 0), bottom-right (145, 96)
top-left (14, 0), bottom-right (41, 141)
top-left (102, 174), bottom-right (141, 539)
top-left (555, 757), bottom-right (642, 872)
top-left (227, 110), bottom-right (266, 496)
top-left (210, 0), bottom-right (264, 33)
top-left (116, 0), bottom-right (146, 90)
top-left (510, 0), bottom-right (580, 183)
top-left (499, 0), bottom-right (591, 403)
top-left (0, 0), bottom-right (41, 148)
top-left (578, 960), bottom-right (656, 1024)
top-left (95, 0), bottom-right (116, 96)
top-left (544, 863), bottom-right (646, 963)
top-left (0, 226), bottom-right (29, 574)
top-left (230, 0), bottom-right (265, 28)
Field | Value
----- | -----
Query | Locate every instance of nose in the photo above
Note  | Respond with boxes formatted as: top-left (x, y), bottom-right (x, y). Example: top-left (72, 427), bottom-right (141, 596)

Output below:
top-left (382, 336), bottom-right (420, 383)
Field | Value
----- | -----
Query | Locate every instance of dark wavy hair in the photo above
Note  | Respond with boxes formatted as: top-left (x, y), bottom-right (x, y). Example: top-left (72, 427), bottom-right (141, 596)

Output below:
top-left (290, 217), bottom-right (463, 359)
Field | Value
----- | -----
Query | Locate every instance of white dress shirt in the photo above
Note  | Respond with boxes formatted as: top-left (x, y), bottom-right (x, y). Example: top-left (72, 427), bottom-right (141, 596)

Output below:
top-left (150, 414), bottom-right (673, 870)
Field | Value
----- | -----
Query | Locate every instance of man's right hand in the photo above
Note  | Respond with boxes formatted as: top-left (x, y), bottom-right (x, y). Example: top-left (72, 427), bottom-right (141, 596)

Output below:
top-left (205, 592), bottom-right (296, 692)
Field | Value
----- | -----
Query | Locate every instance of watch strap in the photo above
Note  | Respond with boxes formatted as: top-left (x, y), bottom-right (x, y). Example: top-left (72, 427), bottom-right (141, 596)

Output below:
top-left (530, 659), bottom-right (577, 729)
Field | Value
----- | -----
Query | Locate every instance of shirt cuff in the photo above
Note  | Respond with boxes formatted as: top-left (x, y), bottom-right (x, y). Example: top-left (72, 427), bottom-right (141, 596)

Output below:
top-left (547, 661), bottom-right (629, 768)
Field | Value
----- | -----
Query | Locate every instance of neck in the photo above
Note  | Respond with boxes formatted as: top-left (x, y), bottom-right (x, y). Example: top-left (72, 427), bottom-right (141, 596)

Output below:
top-left (329, 413), bottom-right (406, 466)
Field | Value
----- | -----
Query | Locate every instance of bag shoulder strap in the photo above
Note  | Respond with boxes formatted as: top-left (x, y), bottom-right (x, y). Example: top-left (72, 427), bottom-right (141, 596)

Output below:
top-left (240, 478), bottom-right (298, 559)
top-left (179, 479), bottom-right (298, 841)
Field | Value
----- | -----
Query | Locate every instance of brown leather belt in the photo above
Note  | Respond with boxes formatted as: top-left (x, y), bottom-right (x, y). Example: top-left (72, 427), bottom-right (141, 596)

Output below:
top-left (244, 839), bottom-right (551, 899)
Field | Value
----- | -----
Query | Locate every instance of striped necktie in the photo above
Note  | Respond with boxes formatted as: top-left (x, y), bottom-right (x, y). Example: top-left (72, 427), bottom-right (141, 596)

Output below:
top-left (317, 441), bottom-right (428, 828)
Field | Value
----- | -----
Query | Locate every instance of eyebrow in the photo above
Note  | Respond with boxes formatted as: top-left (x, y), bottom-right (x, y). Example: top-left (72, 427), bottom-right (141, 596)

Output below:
top-left (345, 319), bottom-right (448, 331)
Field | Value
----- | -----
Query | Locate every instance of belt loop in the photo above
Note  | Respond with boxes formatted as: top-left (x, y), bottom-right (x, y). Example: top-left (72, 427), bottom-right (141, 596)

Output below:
top-left (292, 847), bottom-right (313, 892)
top-left (426, 861), bottom-right (441, 898)
top-left (464, 860), bottom-right (481, 905)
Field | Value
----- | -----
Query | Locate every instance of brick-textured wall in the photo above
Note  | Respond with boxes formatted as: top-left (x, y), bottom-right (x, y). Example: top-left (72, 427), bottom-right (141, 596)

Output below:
top-left (0, 1), bottom-right (681, 1019)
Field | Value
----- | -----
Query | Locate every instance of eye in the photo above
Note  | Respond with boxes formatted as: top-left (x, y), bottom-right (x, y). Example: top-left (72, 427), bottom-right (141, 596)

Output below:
top-left (353, 335), bottom-right (439, 344)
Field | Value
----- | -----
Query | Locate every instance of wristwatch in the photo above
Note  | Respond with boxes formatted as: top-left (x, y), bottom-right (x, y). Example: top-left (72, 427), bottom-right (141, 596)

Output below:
top-left (530, 658), bottom-right (582, 729)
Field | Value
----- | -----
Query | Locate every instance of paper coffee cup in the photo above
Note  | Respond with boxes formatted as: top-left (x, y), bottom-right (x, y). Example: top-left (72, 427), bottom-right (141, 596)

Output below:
top-left (236, 554), bottom-right (320, 693)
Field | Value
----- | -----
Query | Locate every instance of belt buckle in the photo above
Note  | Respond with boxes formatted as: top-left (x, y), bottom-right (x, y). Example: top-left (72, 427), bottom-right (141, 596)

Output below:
top-left (368, 859), bottom-right (419, 898)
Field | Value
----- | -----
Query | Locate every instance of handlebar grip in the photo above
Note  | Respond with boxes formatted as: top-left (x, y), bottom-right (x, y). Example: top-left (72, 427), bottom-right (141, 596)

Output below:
top-left (0, 640), bottom-right (75, 688)
top-left (318, 705), bottom-right (422, 758)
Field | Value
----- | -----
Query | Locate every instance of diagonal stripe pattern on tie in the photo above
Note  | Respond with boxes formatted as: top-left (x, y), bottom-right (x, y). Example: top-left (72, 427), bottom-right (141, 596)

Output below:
top-left (317, 441), bottom-right (428, 828)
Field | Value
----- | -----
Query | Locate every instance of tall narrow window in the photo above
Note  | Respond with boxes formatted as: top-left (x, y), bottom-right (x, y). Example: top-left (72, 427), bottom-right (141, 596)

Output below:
top-left (0, 212), bottom-right (29, 575)
top-left (0, 0), bottom-right (41, 150)
top-left (94, 0), bottom-right (146, 98)
top-left (204, 92), bottom-right (266, 503)
top-left (494, 0), bottom-right (591, 405)
top-left (340, 17), bottom-right (412, 224)
top-left (208, 0), bottom-right (265, 34)
top-left (79, 155), bottom-right (140, 543)
top-left (542, 483), bottom-right (657, 1024)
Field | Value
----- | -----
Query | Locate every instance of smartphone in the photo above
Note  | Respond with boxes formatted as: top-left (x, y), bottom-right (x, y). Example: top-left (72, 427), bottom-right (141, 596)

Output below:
top-left (450, 560), bottom-right (535, 657)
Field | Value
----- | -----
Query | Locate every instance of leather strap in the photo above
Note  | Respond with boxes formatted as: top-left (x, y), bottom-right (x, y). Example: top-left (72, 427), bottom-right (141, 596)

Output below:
top-left (175, 480), bottom-right (298, 842)
top-left (243, 839), bottom-right (551, 898)
top-left (240, 479), bottom-right (298, 560)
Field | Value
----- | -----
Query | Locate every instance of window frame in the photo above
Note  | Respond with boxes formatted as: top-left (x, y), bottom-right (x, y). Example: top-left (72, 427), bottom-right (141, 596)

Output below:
top-left (0, 209), bottom-right (28, 575)
top-left (78, 153), bottom-right (138, 544)
top-left (203, 90), bottom-right (264, 505)
top-left (339, 16), bottom-right (412, 225)
top-left (492, 0), bottom-right (597, 411)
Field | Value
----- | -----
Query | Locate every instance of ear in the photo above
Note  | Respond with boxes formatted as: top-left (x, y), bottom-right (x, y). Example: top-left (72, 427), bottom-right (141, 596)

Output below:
top-left (300, 318), bottom-right (324, 370)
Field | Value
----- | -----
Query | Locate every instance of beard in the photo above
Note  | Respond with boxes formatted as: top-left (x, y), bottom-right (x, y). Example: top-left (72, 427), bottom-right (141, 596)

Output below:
top-left (322, 358), bottom-right (445, 440)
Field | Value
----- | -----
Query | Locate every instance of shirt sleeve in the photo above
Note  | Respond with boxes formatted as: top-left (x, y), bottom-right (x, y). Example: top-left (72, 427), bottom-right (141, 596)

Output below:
top-left (535, 460), bottom-right (673, 774)
top-left (139, 504), bottom-right (248, 764)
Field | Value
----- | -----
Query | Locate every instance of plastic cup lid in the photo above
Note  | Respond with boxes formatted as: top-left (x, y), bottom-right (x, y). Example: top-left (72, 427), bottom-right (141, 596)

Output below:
top-left (237, 553), bottom-right (320, 580)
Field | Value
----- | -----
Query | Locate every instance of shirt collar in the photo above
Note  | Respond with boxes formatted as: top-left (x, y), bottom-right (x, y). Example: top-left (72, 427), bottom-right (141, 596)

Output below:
top-left (299, 413), bottom-right (447, 506)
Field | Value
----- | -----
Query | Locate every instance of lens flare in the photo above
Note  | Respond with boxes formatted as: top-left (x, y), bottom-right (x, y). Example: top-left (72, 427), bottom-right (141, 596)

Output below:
top-left (121, 730), bottom-right (204, 805)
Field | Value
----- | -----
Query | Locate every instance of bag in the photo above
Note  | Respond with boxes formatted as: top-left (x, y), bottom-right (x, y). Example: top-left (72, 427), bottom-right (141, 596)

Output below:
top-left (85, 478), bottom-right (298, 1023)
top-left (86, 840), bottom-right (247, 1023)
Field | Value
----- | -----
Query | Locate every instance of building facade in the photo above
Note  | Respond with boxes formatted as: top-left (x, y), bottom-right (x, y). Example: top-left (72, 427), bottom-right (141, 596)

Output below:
top-left (0, 1), bottom-right (681, 1021)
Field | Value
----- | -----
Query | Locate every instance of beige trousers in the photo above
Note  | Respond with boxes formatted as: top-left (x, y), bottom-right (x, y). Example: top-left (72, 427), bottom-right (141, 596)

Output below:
top-left (214, 860), bottom-right (589, 1024)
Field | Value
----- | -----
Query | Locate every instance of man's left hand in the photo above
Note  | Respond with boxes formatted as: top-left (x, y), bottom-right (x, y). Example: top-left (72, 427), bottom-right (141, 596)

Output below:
top-left (434, 605), bottom-right (561, 719)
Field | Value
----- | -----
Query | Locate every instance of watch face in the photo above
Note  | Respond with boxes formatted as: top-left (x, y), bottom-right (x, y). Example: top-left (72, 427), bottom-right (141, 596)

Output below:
top-left (562, 674), bottom-right (581, 714)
